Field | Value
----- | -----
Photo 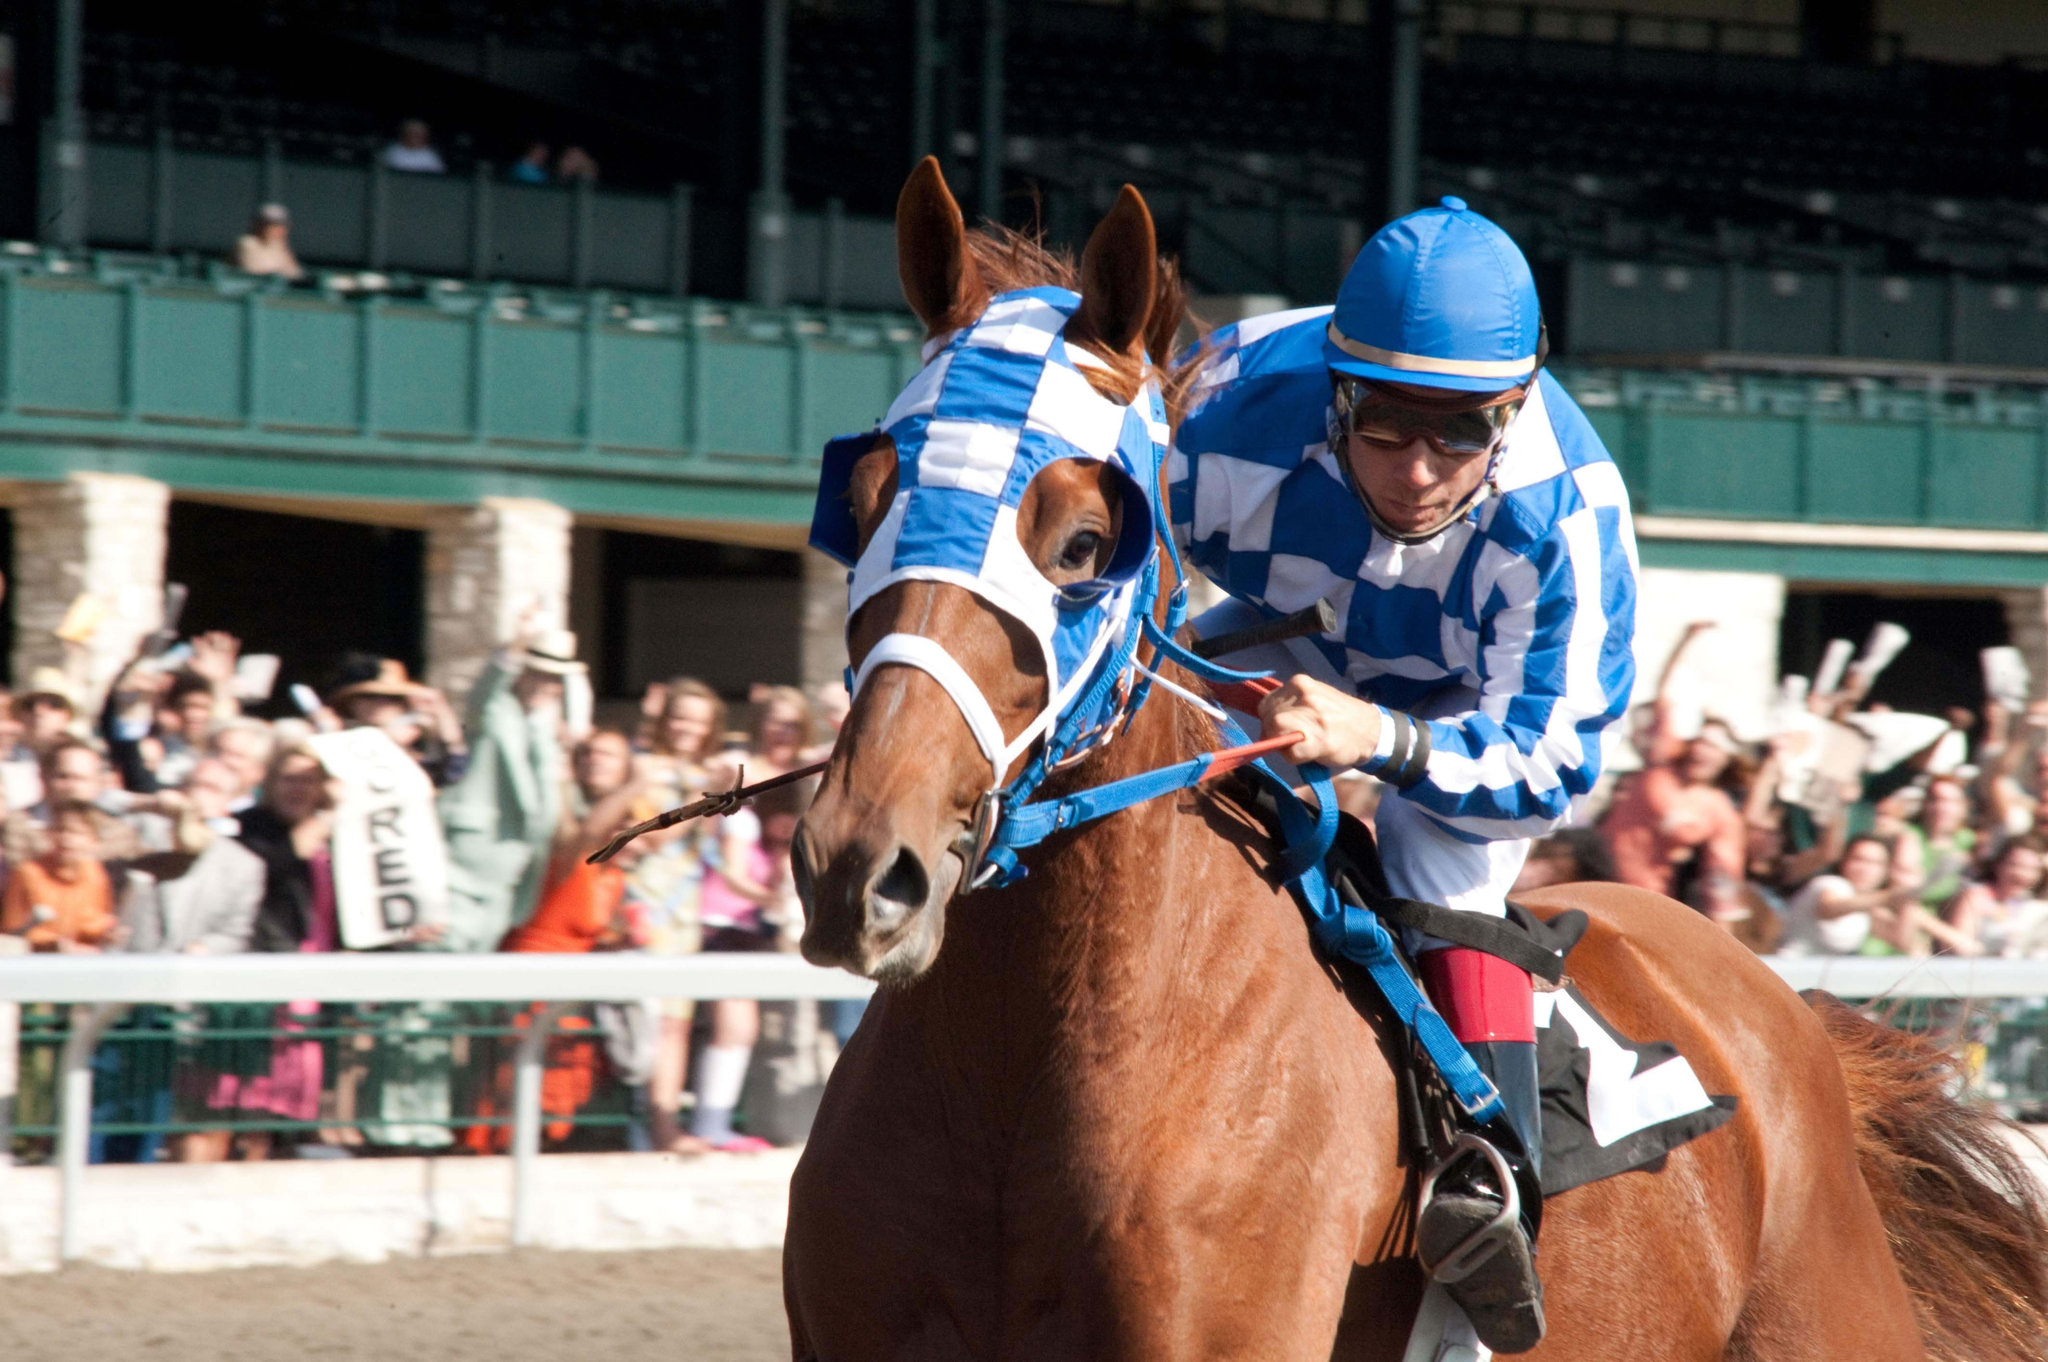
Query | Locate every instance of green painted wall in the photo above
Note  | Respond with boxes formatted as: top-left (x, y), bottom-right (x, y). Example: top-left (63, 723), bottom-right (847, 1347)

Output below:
top-left (0, 275), bottom-right (921, 527)
top-left (1, 271), bottom-right (2046, 585)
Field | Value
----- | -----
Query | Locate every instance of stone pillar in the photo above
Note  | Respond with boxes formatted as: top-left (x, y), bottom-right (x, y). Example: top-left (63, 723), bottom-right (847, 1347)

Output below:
top-left (2000, 587), bottom-right (2048, 702)
top-left (1630, 567), bottom-right (1787, 740)
top-left (12, 473), bottom-right (169, 710)
top-left (423, 498), bottom-right (572, 705)
top-left (799, 548), bottom-right (850, 700)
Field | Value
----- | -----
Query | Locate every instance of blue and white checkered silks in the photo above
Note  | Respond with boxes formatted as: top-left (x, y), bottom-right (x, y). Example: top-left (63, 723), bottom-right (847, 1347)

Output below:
top-left (809, 286), bottom-right (1171, 790)
top-left (1169, 305), bottom-right (1640, 842)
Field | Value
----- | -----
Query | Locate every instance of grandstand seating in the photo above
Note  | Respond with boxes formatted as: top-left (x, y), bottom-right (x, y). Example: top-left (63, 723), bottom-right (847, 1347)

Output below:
top-left (25, 0), bottom-right (2048, 362)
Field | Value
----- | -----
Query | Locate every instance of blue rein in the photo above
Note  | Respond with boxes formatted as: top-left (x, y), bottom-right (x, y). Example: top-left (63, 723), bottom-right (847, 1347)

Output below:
top-left (970, 496), bottom-right (1506, 1124)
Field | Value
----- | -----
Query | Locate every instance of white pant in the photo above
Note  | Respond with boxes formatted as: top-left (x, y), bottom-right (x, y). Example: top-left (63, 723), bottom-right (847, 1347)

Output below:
top-left (1191, 599), bottom-right (1529, 931)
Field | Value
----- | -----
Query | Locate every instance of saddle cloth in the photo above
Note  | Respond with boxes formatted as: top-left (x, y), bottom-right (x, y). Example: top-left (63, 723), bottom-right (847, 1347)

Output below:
top-left (1532, 967), bottom-right (1735, 1195)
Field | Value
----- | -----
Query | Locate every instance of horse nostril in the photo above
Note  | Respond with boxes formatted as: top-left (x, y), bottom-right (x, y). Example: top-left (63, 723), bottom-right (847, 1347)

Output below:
top-left (868, 846), bottom-right (930, 929)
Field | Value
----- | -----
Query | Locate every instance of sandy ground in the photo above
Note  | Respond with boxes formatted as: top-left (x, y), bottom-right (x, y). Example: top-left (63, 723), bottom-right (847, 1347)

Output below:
top-left (0, 1248), bottom-right (789, 1362)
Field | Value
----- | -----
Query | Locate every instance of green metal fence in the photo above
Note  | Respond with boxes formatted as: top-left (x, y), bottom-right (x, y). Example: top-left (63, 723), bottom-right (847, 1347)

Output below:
top-left (1559, 364), bottom-right (2048, 532)
top-left (9, 1001), bottom-right (634, 1158)
top-left (4, 253), bottom-right (2048, 543)
top-left (0, 258), bottom-right (924, 527)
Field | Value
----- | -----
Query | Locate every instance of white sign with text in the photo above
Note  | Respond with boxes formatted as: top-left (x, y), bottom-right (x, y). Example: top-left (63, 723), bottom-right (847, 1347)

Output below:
top-left (309, 727), bottom-right (449, 950)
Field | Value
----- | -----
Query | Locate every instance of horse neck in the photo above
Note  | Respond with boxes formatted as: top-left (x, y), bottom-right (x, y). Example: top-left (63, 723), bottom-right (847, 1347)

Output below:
top-left (940, 656), bottom-right (1230, 1053)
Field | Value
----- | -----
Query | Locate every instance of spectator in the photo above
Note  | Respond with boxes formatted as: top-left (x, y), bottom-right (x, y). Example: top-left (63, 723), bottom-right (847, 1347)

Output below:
top-left (229, 742), bottom-right (342, 1158)
top-left (0, 689), bottom-right (40, 810)
top-left (690, 778), bottom-right (808, 1153)
top-left (1, 800), bottom-right (120, 952)
top-left (209, 719), bottom-right (275, 812)
top-left (1914, 774), bottom-right (1977, 911)
top-left (4, 738), bottom-right (147, 863)
top-left (438, 628), bottom-right (582, 953)
top-left (152, 672), bottom-right (220, 789)
top-left (1946, 836), bottom-right (2048, 959)
top-left (158, 755), bottom-right (250, 842)
top-left (721, 684), bottom-right (814, 785)
top-left (1778, 834), bottom-right (1920, 957)
top-left (238, 743), bottom-right (338, 954)
top-left (462, 802), bottom-right (655, 1153)
top-left (509, 140), bottom-right (551, 185)
top-left (554, 725), bottom-right (640, 886)
top-left (121, 760), bottom-right (264, 956)
top-left (1977, 701), bottom-right (2048, 837)
top-left (506, 801), bottom-right (649, 954)
top-left (103, 632), bottom-right (242, 795)
top-left (555, 145), bottom-right (599, 184)
top-left (383, 119), bottom-right (446, 174)
top-left (329, 658), bottom-right (467, 786)
top-left (1839, 786), bottom-right (1934, 923)
top-left (1600, 711), bottom-right (1749, 924)
top-left (17, 668), bottom-right (79, 753)
top-left (804, 680), bottom-right (848, 766)
top-left (234, 204), bottom-right (304, 281)
top-left (636, 678), bottom-right (724, 802)
top-left (628, 682), bottom-right (726, 1151)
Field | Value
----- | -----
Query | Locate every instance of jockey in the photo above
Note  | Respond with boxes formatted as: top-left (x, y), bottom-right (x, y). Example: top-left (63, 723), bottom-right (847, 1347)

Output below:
top-left (1168, 197), bottom-right (1639, 1353)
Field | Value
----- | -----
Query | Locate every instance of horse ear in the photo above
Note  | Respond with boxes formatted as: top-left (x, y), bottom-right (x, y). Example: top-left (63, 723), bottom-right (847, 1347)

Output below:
top-left (896, 156), bottom-right (983, 335)
top-left (1074, 184), bottom-right (1158, 355)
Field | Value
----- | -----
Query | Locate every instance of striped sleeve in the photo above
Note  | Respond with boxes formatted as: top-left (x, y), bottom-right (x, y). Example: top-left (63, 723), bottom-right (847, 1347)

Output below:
top-left (1392, 491), bottom-right (1638, 842)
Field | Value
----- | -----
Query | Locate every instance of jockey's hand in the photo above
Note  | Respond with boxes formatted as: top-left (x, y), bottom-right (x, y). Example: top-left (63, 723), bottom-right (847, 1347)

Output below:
top-left (1258, 674), bottom-right (1383, 770)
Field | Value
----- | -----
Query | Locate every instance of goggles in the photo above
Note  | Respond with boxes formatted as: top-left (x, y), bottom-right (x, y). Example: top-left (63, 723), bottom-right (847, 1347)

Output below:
top-left (1332, 376), bottom-right (1525, 459)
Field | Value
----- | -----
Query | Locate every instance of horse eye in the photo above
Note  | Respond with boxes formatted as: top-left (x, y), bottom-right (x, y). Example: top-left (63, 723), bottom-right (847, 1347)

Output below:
top-left (1056, 530), bottom-right (1104, 572)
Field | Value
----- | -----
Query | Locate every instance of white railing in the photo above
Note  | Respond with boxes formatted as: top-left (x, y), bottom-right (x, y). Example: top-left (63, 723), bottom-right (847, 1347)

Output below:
top-left (2, 951), bottom-right (2043, 1268)
top-left (1761, 956), bottom-right (2048, 999)
top-left (0, 954), bottom-right (873, 1263)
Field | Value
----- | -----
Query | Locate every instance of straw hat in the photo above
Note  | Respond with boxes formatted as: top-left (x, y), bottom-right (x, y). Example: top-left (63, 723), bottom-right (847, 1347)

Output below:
top-left (519, 628), bottom-right (585, 676)
top-left (331, 658), bottom-right (418, 704)
top-left (19, 666), bottom-right (77, 710)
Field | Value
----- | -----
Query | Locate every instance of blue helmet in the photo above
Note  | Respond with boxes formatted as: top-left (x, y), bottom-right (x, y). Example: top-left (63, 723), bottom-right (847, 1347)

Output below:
top-left (1324, 196), bottom-right (1542, 394)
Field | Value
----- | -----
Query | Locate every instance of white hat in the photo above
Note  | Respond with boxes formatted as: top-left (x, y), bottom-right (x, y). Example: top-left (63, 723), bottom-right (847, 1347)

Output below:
top-left (519, 628), bottom-right (584, 676)
top-left (20, 666), bottom-right (77, 710)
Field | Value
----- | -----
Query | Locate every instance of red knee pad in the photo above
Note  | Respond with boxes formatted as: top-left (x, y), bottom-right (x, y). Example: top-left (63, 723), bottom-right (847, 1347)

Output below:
top-left (1419, 947), bottom-right (1535, 1044)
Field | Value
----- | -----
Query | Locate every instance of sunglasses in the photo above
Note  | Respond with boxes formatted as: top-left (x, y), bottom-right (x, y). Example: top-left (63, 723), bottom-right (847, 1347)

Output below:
top-left (1333, 377), bottom-right (1525, 458)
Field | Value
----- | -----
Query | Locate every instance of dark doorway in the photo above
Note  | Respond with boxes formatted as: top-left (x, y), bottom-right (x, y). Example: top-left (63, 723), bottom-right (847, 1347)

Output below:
top-left (165, 501), bottom-right (423, 716)
top-left (598, 531), bottom-right (801, 703)
top-left (1778, 588), bottom-right (2008, 716)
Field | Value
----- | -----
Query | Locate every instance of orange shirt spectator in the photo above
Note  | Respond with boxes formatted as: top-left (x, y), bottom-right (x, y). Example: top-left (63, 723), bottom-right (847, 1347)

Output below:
top-left (502, 858), bottom-right (636, 953)
top-left (1, 802), bottom-right (118, 951)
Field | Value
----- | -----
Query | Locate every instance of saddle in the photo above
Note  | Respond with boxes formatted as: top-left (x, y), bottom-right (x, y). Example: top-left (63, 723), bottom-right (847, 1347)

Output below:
top-left (1226, 778), bottom-right (1735, 1199)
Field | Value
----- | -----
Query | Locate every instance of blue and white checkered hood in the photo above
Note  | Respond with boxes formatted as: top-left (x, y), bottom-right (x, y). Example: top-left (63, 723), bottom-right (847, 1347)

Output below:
top-left (811, 286), bottom-right (1169, 784)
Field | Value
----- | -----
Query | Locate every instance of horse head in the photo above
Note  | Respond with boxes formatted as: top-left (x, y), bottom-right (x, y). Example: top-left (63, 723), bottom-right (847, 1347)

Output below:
top-left (793, 157), bottom-right (1179, 983)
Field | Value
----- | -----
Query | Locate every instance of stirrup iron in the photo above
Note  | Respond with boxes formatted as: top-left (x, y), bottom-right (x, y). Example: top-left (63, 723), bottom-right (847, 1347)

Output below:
top-left (1417, 1132), bottom-right (1524, 1284)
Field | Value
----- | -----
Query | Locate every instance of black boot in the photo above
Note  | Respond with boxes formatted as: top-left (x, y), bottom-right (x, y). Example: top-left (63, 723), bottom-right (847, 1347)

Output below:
top-left (1416, 1040), bottom-right (1545, 1354)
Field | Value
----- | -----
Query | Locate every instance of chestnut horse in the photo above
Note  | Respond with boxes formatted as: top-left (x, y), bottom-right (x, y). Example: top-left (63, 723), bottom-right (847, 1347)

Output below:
top-left (785, 160), bottom-right (2048, 1360)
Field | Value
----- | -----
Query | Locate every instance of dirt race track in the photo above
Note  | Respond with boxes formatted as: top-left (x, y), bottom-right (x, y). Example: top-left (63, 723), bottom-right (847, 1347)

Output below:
top-left (0, 1249), bottom-right (790, 1362)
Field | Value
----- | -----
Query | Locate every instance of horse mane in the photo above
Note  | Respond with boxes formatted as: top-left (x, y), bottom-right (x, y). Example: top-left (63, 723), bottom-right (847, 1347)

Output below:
top-left (963, 225), bottom-right (1198, 421)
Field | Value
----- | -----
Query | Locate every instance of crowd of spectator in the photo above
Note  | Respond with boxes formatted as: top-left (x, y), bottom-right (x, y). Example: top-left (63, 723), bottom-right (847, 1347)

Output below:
top-left (1522, 620), bottom-right (2048, 964)
top-left (2, 601), bottom-right (841, 1165)
top-left (17, 589), bottom-right (2048, 1160)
